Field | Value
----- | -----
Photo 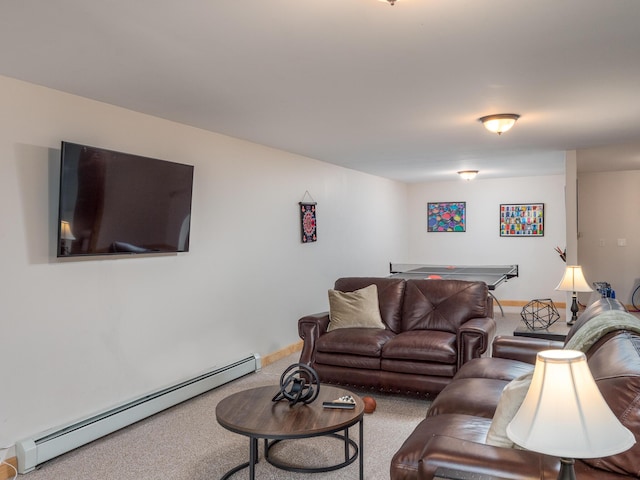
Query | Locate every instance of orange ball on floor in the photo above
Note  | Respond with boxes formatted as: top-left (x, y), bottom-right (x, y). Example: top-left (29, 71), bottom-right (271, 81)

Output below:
top-left (362, 396), bottom-right (377, 414)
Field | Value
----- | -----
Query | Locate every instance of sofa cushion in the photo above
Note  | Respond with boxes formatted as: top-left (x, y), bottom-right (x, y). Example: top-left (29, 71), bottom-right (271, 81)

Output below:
top-left (383, 330), bottom-right (456, 363)
top-left (327, 284), bottom-right (385, 332)
top-left (316, 327), bottom-right (396, 357)
top-left (391, 414), bottom-right (493, 480)
top-left (452, 356), bottom-right (534, 382)
top-left (381, 359), bottom-right (457, 378)
top-left (315, 352), bottom-right (381, 370)
top-left (427, 377), bottom-right (510, 418)
top-left (401, 279), bottom-right (489, 332)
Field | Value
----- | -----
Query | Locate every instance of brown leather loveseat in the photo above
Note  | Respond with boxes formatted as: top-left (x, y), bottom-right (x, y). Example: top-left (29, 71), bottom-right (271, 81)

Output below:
top-left (298, 277), bottom-right (496, 396)
top-left (391, 297), bottom-right (640, 479)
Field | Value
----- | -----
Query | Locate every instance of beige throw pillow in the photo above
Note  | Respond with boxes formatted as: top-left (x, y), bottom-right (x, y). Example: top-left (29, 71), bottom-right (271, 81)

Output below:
top-left (485, 371), bottom-right (534, 448)
top-left (327, 284), bottom-right (385, 332)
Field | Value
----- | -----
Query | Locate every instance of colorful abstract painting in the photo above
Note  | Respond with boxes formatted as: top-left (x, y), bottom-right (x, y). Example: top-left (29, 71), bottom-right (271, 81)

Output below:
top-left (300, 202), bottom-right (317, 242)
top-left (427, 202), bottom-right (466, 232)
top-left (500, 203), bottom-right (544, 236)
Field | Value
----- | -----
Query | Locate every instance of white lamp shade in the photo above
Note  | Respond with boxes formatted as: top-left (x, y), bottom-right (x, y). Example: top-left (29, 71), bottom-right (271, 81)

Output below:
top-left (60, 221), bottom-right (76, 241)
top-left (555, 265), bottom-right (593, 293)
top-left (507, 350), bottom-right (635, 459)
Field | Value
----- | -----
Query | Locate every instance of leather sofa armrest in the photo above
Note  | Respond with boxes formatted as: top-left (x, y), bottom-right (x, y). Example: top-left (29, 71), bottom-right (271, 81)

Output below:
top-left (492, 335), bottom-right (564, 364)
top-left (297, 312), bottom-right (330, 365)
top-left (457, 317), bottom-right (497, 369)
top-left (417, 435), bottom-right (558, 480)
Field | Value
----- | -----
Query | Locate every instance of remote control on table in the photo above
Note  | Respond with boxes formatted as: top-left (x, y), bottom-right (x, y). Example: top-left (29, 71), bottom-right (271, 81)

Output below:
top-left (322, 401), bottom-right (356, 409)
top-left (322, 395), bottom-right (356, 409)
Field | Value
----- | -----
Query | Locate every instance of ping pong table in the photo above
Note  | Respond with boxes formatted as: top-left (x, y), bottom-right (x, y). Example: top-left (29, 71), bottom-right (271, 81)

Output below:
top-left (389, 263), bottom-right (518, 316)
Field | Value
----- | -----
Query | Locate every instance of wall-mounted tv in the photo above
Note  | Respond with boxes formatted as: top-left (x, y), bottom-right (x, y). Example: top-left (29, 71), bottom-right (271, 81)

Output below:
top-left (57, 142), bottom-right (194, 258)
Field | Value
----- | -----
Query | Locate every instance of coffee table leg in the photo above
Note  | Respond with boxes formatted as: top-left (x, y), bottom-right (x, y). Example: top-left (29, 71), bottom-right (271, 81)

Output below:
top-left (344, 428), bottom-right (350, 460)
top-left (219, 437), bottom-right (259, 480)
top-left (359, 419), bottom-right (364, 480)
top-left (249, 437), bottom-right (258, 479)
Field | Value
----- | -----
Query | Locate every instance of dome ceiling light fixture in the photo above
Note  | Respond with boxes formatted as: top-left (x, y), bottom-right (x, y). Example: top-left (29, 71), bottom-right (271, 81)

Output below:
top-left (379, 0), bottom-right (396, 5)
top-left (479, 113), bottom-right (520, 135)
top-left (458, 170), bottom-right (479, 181)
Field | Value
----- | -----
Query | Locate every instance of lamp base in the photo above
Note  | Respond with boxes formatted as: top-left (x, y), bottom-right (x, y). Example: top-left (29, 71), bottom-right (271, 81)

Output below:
top-left (566, 293), bottom-right (579, 326)
top-left (557, 458), bottom-right (576, 480)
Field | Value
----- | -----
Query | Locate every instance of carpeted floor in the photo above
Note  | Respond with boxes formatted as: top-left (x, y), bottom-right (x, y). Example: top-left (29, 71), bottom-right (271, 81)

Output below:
top-left (20, 308), bottom-right (546, 480)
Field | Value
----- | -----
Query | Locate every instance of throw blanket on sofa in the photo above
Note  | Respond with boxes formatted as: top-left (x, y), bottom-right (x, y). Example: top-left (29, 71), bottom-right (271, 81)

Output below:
top-left (564, 310), bottom-right (640, 353)
top-left (486, 309), bottom-right (640, 448)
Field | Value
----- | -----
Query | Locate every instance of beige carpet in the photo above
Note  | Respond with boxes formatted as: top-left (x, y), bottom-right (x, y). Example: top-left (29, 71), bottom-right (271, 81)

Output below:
top-left (21, 308), bottom-right (535, 480)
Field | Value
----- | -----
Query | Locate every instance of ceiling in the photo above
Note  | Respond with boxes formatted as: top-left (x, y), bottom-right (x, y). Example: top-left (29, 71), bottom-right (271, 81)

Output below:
top-left (1, 0), bottom-right (639, 183)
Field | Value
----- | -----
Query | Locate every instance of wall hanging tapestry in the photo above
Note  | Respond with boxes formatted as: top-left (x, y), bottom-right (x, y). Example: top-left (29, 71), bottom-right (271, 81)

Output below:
top-left (500, 203), bottom-right (544, 236)
top-left (299, 191), bottom-right (317, 243)
top-left (427, 201), bottom-right (466, 232)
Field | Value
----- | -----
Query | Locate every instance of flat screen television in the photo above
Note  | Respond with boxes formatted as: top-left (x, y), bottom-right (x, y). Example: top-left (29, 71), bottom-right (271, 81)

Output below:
top-left (57, 141), bottom-right (194, 257)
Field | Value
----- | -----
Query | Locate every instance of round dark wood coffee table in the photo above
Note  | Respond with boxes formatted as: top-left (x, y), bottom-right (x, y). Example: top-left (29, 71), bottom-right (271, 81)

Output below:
top-left (216, 384), bottom-right (364, 479)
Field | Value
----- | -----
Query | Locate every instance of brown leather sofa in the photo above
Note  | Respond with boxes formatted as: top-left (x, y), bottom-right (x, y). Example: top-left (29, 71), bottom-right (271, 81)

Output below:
top-left (390, 297), bottom-right (640, 479)
top-left (298, 277), bottom-right (496, 396)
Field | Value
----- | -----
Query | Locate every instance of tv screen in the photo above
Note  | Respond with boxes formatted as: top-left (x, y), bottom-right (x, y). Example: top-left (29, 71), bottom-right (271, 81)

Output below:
top-left (57, 142), bottom-right (194, 257)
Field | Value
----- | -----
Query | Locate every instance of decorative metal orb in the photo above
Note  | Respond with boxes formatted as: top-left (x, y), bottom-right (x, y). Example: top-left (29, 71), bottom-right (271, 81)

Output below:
top-left (520, 298), bottom-right (560, 330)
top-left (272, 363), bottom-right (320, 406)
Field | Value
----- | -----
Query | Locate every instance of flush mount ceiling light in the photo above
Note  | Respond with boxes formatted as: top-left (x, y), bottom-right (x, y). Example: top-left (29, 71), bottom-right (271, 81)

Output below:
top-left (479, 114), bottom-right (520, 135)
top-left (379, 0), bottom-right (396, 5)
top-left (458, 170), bottom-right (479, 181)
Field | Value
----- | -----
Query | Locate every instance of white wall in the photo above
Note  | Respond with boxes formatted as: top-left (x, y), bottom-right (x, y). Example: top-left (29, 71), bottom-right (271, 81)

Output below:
top-left (578, 170), bottom-right (640, 306)
top-left (0, 75), bottom-right (408, 447)
top-left (0, 73), bottom-right (575, 456)
top-left (406, 174), bottom-right (568, 304)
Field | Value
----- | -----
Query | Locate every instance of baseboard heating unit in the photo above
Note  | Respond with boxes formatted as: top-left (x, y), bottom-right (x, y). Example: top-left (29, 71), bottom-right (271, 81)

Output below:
top-left (16, 353), bottom-right (261, 473)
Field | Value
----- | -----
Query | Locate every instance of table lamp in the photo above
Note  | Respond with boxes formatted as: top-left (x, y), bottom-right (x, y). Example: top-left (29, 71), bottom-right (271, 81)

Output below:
top-left (60, 220), bottom-right (76, 255)
top-left (555, 265), bottom-right (592, 325)
top-left (507, 350), bottom-right (635, 480)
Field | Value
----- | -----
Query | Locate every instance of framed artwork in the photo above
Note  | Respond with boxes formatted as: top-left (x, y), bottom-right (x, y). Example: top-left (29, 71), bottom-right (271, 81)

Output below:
top-left (427, 202), bottom-right (466, 232)
top-left (500, 203), bottom-right (544, 237)
top-left (299, 202), bottom-right (317, 243)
